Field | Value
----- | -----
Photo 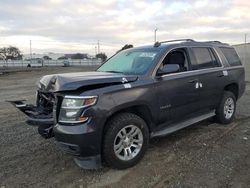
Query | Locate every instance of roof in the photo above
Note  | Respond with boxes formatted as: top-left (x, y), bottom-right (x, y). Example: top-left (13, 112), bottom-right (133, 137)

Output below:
top-left (133, 39), bottom-right (231, 51)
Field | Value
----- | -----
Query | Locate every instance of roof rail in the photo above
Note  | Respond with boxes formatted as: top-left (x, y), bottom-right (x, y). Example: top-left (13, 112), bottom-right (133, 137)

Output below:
top-left (154, 39), bottom-right (194, 47)
top-left (204, 40), bottom-right (229, 45)
top-left (205, 41), bottom-right (222, 44)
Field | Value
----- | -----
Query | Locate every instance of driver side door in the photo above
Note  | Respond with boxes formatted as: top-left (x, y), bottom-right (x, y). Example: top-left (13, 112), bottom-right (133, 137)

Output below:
top-left (155, 48), bottom-right (200, 125)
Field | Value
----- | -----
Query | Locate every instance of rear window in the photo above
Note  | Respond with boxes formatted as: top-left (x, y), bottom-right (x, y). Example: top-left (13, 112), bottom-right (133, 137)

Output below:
top-left (191, 47), bottom-right (220, 70)
top-left (220, 47), bottom-right (242, 66)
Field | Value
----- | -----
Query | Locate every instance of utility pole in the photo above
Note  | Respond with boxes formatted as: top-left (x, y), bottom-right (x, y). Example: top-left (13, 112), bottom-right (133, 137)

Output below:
top-left (154, 28), bottom-right (158, 43)
top-left (30, 40), bottom-right (32, 65)
top-left (95, 46), bottom-right (97, 56)
top-left (30, 40), bottom-right (32, 60)
top-left (97, 40), bottom-right (100, 54)
top-left (244, 34), bottom-right (247, 65)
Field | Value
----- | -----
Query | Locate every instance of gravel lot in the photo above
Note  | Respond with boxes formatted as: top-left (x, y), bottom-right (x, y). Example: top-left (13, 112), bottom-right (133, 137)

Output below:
top-left (0, 67), bottom-right (250, 188)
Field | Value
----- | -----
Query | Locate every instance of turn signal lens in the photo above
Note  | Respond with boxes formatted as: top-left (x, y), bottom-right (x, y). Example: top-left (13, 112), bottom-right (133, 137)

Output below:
top-left (84, 98), bottom-right (97, 106)
top-left (79, 115), bottom-right (88, 122)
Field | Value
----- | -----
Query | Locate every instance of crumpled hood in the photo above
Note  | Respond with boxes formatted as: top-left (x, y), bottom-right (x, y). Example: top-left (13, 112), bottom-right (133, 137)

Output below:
top-left (38, 71), bottom-right (138, 92)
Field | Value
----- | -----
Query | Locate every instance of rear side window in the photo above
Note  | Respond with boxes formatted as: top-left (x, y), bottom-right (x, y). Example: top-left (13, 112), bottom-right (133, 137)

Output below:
top-left (191, 47), bottom-right (220, 70)
top-left (220, 47), bottom-right (242, 66)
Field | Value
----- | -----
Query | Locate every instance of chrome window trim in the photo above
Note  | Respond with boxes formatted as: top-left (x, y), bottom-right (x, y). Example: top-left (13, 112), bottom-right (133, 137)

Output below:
top-left (159, 65), bottom-right (244, 78)
top-left (160, 67), bottom-right (222, 78)
top-left (212, 47), bottom-right (224, 67)
top-left (152, 45), bottom-right (225, 77)
top-left (223, 65), bottom-right (244, 70)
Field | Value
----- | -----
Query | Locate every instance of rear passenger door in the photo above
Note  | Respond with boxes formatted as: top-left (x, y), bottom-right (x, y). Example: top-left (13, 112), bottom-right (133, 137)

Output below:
top-left (189, 47), bottom-right (225, 111)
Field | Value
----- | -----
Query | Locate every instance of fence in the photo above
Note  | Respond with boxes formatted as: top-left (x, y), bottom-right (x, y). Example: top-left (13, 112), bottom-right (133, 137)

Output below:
top-left (0, 59), bottom-right (102, 68)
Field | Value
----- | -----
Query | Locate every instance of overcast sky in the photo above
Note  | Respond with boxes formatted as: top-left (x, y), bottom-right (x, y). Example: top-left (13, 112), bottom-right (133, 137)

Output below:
top-left (0, 0), bottom-right (249, 56)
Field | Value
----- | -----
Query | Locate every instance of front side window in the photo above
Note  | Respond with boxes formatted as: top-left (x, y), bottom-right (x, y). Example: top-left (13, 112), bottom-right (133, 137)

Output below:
top-left (161, 48), bottom-right (189, 72)
top-left (192, 47), bottom-right (219, 70)
top-left (97, 49), bottom-right (161, 75)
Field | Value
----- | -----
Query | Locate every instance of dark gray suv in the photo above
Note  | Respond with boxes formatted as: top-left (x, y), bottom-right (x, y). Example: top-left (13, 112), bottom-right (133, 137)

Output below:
top-left (11, 39), bottom-right (245, 169)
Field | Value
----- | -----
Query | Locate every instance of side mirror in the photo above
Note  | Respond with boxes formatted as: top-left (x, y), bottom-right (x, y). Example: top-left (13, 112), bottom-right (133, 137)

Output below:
top-left (157, 64), bottom-right (180, 76)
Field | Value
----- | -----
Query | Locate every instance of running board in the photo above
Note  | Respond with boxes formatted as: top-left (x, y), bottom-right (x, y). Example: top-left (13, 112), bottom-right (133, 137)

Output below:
top-left (151, 110), bottom-right (215, 137)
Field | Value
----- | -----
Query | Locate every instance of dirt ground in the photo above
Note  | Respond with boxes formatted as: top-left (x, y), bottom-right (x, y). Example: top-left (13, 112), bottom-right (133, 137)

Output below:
top-left (0, 67), bottom-right (249, 188)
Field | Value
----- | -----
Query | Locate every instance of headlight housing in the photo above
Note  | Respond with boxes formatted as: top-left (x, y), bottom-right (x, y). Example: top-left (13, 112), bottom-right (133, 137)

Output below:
top-left (58, 96), bottom-right (97, 123)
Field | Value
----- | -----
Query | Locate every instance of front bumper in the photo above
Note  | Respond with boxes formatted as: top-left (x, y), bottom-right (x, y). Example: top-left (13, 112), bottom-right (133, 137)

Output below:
top-left (8, 100), bottom-right (54, 139)
top-left (54, 123), bottom-right (101, 157)
top-left (53, 117), bottom-right (104, 168)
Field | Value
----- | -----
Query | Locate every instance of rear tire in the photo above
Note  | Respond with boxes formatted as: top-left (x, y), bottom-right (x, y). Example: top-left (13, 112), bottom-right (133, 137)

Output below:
top-left (103, 113), bottom-right (149, 169)
top-left (215, 91), bottom-right (236, 124)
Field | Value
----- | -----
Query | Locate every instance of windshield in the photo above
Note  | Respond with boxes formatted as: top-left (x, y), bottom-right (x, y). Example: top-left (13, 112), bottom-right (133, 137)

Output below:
top-left (97, 49), bottom-right (161, 75)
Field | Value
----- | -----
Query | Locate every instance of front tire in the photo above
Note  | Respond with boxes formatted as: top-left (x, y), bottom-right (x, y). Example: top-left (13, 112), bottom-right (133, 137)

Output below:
top-left (103, 113), bottom-right (149, 169)
top-left (215, 91), bottom-right (236, 124)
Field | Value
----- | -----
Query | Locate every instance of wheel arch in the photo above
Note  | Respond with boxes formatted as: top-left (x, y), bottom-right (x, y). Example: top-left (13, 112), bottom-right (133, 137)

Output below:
top-left (103, 104), bottom-right (155, 134)
top-left (224, 83), bottom-right (239, 100)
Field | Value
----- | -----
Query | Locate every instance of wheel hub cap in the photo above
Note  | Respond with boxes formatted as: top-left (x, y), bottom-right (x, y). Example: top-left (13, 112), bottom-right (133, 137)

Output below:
top-left (224, 97), bottom-right (235, 119)
top-left (114, 125), bottom-right (143, 161)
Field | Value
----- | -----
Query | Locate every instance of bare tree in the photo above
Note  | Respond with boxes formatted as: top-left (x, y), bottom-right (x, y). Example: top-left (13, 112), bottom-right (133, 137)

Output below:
top-left (0, 46), bottom-right (23, 60)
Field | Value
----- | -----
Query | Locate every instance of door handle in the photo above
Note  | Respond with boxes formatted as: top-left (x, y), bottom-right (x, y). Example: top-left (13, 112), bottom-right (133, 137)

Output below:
top-left (218, 71), bottom-right (228, 77)
top-left (217, 74), bottom-right (224, 77)
top-left (188, 79), bottom-right (198, 83)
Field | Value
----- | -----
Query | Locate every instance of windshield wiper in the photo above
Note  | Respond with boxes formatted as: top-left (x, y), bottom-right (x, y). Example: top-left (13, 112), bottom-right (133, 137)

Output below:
top-left (105, 71), bottom-right (124, 74)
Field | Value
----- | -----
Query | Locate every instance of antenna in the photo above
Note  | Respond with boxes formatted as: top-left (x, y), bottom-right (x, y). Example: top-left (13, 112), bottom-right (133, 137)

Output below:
top-left (154, 28), bottom-right (158, 43)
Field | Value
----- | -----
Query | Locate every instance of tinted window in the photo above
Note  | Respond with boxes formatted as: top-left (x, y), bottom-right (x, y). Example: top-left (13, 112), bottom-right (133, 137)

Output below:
top-left (98, 49), bottom-right (162, 75)
top-left (192, 47), bottom-right (219, 70)
top-left (162, 49), bottom-right (189, 72)
top-left (220, 47), bottom-right (242, 66)
top-left (210, 49), bottom-right (220, 67)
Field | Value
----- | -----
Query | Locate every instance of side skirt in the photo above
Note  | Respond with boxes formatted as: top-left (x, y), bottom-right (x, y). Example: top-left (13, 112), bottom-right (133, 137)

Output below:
top-left (151, 110), bottom-right (215, 138)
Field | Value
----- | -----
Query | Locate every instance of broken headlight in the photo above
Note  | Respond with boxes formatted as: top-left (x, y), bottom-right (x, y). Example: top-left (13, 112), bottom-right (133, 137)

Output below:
top-left (58, 96), bottom-right (97, 123)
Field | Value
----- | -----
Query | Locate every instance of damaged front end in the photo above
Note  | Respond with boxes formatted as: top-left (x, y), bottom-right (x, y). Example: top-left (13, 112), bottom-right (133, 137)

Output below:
top-left (8, 90), bottom-right (56, 139)
top-left (8, 71), bottom-right (138, 140)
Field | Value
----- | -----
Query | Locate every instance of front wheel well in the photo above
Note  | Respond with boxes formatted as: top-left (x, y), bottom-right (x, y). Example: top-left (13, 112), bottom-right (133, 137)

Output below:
top-left (224, 83), bottom-right (239, 99)
top-left (103, 105), bottom-right (154, 134)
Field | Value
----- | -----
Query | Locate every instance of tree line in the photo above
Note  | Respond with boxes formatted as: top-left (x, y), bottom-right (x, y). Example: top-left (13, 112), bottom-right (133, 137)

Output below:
top-left (0, 44), bottom-right (134, 61)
